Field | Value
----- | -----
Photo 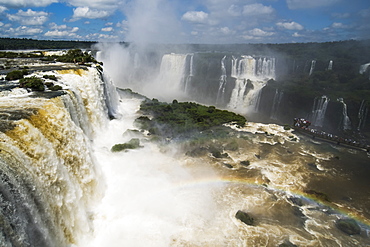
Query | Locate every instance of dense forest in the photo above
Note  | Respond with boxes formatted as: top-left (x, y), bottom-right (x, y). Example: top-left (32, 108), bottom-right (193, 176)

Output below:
top-left (0, 38), bottom-right (98, 50)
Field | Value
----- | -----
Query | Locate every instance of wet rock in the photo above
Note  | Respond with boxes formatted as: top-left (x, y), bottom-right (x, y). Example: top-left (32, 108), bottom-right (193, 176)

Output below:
top-left (279, 240), bottom-right (298, 247)
top-left (304, 189), bottom-right (330, 202)
top-left (185, 147), bottom-right (208, 157)
top-left (235, 210), bottom-right (254, 226)
top-left (336, 218), bottom-right (361, 235)
top-left (222, 163), bottom-right (233, 169)
top-left (240, 160), bottom-right (250, 167)
top-left (288, 197), bottom-right (304, 206)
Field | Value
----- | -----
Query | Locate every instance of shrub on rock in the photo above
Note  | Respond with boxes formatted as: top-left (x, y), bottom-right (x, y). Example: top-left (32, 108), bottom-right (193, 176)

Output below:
top-left (19, 76), bottom-right (45, 91)
top-left (111, 138), bottom-right (142, 152)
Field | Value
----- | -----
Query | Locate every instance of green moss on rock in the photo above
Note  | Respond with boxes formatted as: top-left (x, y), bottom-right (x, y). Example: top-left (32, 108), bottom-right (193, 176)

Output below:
top-left (111, 138), bottom-right (142, 152)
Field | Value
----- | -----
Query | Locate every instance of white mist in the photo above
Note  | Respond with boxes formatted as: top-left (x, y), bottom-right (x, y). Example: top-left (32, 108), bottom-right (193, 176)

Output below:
top-left (82, 97), bottom-right (222, 247)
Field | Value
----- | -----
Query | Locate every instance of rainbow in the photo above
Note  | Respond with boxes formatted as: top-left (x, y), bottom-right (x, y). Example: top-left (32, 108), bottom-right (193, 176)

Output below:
top-left (172, 175), bottom-right (370, 227)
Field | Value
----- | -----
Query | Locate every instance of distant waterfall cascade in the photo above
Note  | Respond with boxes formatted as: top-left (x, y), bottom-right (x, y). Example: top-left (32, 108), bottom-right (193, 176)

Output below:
top-left (310, 96), bottom-right (330, 127)
top-left (357, 100), bottom-right (368, 131)
top-left (359, 62), bottom-right (370, 79)
top-left (228, 56), bottom-right (276, 113)
top-left (337, 98), bottom-right (352, 130)
top-left (0, 67), bottom-right (107, 246)
top-left (158, 53), bottom-right (188, 91)
top-left (328, 60), bottom-right (333, 70)
top-left (309, 60), bottom-right (316, 76)
top-left (184, 53), bottom-right (194, 93)
top-left (270, 89), bottom-right (284, 120)
top-left (216, 55), bottom-right (227, 106)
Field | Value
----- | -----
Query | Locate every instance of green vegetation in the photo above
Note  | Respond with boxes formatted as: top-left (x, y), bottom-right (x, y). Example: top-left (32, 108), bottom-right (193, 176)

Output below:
top-left (55, 49), bottom-right (97, 64)
top-left (19, 76), bottom-right (44, 91)
top-left (0, 38), bottom-right (97, 50)
top-left (43, 75), bottom-right (58, 81)
top-left (111, 138), bottom-right (142, 152)
top-left (135, 98), bottom-right (246, 138)
top-left (5, 69), bottom-right (28, 80)
top-left (49, 85), bottom-right (63, 91)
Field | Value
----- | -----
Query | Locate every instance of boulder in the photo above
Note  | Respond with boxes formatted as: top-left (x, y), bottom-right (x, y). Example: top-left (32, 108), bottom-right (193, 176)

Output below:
top-left (235, 210), bottom-right (254, 226)
top-left (336, 218), bottom-right (361, 235)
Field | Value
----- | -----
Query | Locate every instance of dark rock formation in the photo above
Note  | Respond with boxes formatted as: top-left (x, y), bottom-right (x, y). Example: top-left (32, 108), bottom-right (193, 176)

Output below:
top-left (336, 218), bottom-right (361, 235)
top-left (235, 210), bottom-right (254, 226)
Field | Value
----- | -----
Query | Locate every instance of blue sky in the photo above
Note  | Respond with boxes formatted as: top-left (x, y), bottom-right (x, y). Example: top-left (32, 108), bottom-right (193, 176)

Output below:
top-left (0, 0), bottom-right (369, 44)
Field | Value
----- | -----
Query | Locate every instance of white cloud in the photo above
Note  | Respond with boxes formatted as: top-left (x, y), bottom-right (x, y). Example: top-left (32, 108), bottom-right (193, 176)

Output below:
top-left (70, 7), bottom-right (111, 21)
top-left (101, 27), bottom-right (113, 32)
top-left (0, 22), bottom-right (4, 27)
top-left (182, 11), bottom-right (209, 23)
top-left (49, 22), bottom-right (67, 30)
top-left (67, 0), bottom-right (119, 11)
top-left (248, 28), bottom-right (274, 37)
top-left (332, 13), bottom-right (350, 19)
top-left (44, 29), bottom-right (81, 38)
top-left (7, 9), bottom-right (49, 25)
top-left (286, 0), bottom-right (340, 9)
top-left (330, 22), bottom-right (350, 29)
top-left (276, 21), bottom-right (304, 30)
top-left (6, 25), bottom-right (43, 36)
top-left (220, 27), bottom-right (235, 35)
top-left (71, 27), bottom-right (79, 32)
top-left (0, 0), bottom-right (57, 8)
top-left (0, 6), bottom-right (7, 13)
top-left (228, 5), bottom-right (241, 17)
top-left (105, 22), bottom-right (113, 26)
top-left (242, 4), bottom-right (274, 16)
top-left (292, 32), bottom-right (303, 37)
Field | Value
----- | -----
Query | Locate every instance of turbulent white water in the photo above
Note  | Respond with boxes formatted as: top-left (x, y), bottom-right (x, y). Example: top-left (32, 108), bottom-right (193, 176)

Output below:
top-left (0, 66), bottom-right (107, 246)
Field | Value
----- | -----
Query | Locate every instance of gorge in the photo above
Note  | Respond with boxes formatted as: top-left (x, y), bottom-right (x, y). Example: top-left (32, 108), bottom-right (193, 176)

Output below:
top-left (0, 41), bottom-right (370, 246)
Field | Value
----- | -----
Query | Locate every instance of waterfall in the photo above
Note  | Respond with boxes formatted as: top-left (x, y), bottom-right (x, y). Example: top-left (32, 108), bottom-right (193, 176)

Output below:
top-left (328, 60), bottom-right (333, 70)
top-left (184, 54), bottom-right (194, 93)
top-left (310, 96), bottom-right (330, 127)
top-left (270, 89), bottom-right (284, 120)
top-left (216, 56), bottom-right (227, 106)
top-left (0, 67), bottom-right (107, 246)
top-left (228, 56), bottom-right (275, 113)
top-left (357, 100), bottom-right (368, 131)
top-left (359, 63), bottom-right (370, 79)
top-left (337, 98), bottom-right (352, 130)
top-left (309, 60), bottom-right (316, 76)
top-left (154, 53), bottom-right (188, 100)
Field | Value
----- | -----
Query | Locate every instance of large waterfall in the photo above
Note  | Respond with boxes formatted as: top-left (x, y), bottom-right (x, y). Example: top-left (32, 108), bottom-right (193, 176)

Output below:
top-left (228, 56), bottom-right (275, 113)
top-left (2, 51), bottom-right (370, 246)
top-left (0, 67), bottom-right (107, 246)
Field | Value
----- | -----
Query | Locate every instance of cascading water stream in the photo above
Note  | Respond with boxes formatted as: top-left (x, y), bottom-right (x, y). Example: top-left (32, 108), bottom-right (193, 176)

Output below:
top-left (184, 54), bottom-right (194, 93)
top-left (310, 96), bottom-right (330, 127)
top-left (337, 98), bottom-right (352, 130)
top-left (309, 60), bottom-right (316, 76)
top-left (152, 53), bottom-right (188, 101)
top-left (357, 100), bottom-right (368, 131)
top-left (0, 67), bottom-right (108, 246)
top-left (270, 89), bottom-right (284, 120)
top-left (328, 60), bottom-right (333, 70)
top-left (216, 55), bottom-right (227, 106)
